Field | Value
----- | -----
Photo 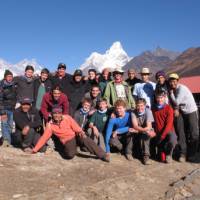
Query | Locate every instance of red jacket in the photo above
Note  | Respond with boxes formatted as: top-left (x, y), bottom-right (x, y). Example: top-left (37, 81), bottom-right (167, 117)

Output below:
top-left (152, 104), bottom-right (175, 140)
top-left (40, 92), bottom-right (69, 121)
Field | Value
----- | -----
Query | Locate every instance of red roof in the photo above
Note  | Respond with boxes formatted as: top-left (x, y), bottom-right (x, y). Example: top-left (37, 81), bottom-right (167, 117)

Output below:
top-left (179, 76), bottom-right (200, 94)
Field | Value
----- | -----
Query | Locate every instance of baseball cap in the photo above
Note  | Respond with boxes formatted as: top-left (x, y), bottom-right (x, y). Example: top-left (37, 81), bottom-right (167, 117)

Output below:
top-left (73, 69), bottom-right (83, 76)
top-left (57, 63), bottom-right (66, 70)
top-left (169, 73), bottom-right (179, 80)
top-left (20, 97), bottom-right (33, 104)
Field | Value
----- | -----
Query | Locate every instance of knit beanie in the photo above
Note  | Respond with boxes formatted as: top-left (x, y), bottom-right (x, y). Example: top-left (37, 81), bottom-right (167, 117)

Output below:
top-left (155, 71), bottom-right (166, 80)
top-left (4, 69), bottom-right (13, 78)
top-left (25, 65), bottom-right (34, 72)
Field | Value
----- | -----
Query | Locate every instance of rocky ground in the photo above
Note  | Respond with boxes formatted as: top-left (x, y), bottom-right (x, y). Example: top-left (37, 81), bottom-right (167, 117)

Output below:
top-left (0, 147), bottom-right (200, 200)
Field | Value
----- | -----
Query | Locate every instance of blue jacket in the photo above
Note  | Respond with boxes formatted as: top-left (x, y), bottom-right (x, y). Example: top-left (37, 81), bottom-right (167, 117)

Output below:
top-left (105, 112), bottom-right (131, 152)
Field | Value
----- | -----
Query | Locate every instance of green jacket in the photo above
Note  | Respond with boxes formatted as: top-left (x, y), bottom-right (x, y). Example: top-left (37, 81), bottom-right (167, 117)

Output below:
top-left (103, 80), bottom-right (135, 109)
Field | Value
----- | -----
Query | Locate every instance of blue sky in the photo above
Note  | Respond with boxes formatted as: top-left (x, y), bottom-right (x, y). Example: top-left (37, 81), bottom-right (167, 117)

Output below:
top-left (0, 0), bottom-right (200, 72)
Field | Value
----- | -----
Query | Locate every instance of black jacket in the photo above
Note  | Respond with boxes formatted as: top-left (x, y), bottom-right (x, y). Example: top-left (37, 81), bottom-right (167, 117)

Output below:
top-left (14, 76), bottom-right (35, 102)
top-left (50, 73), bottom-right (72, 97)
top-left (86, 79), bottom-right (98, 90)
top-left (0, 80), bottom-right (17, 113)
top-left (125, 77), bottom-right (143, 93)
top-left (68, 79), bottom-right (89, 115)
top-left (33, 78), bottom-right (52, 104)
top-left (14, 106), bottom-right (42, 131)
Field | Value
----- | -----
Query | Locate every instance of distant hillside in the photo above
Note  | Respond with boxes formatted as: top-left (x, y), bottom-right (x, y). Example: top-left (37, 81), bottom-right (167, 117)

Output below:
top-left (122, 47), bottom-right (180, 74)
top-left (165, 47), bottom-right (200, 77)
top-left (152, 46), bottom-right (180, 60)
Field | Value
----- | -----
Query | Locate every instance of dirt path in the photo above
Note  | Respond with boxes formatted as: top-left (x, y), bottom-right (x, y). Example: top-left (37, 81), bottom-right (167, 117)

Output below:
top-left (0, 147), bottom-right (199, 200)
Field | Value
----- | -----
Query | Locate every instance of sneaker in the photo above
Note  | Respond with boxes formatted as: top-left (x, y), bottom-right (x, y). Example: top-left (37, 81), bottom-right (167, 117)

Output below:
top-left (165, 155), bottom-right (173, 164)
top-left (125, 154), bottom-right (134, 161)
top-left (102, 153), bottom-right (110, 162)
top-left (179, 155), bottom-right (186, 163)
top-left (143, 156), bottom-right (151, 165)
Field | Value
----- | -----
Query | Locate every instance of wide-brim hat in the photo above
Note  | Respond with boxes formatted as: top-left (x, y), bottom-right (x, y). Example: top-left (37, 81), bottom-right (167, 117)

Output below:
top-left (113, 67), bottom-right (124, 74)
top-left (139, 67), bottom-right (151, 74)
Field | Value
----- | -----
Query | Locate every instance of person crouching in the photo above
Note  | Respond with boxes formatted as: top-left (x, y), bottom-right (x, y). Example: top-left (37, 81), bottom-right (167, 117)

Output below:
top-left (13, 97), bottom-right (46, 152)
top-left (152, 90), bottom-right (177, 163)
top-left (27, 105), bottom-right (109, 162)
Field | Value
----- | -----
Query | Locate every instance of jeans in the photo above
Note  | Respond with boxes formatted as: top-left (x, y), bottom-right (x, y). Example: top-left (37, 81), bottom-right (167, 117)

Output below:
top-left (1, 110), bottom-right (13, 144)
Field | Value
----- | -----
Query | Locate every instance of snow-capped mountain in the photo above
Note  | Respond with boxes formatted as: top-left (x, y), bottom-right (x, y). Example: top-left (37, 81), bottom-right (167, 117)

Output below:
top-left (80, 41), bottom-right (131, 74)
top-left (0, 58), bottom-right (43, 79)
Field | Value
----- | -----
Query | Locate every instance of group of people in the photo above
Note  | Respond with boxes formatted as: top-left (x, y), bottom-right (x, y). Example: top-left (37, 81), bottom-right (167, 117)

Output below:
top-left (0, 63), bottom-right (199, 164)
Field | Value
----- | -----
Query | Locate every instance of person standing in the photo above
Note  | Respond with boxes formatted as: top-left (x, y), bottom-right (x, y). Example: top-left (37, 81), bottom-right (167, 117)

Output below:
top-left (133, 67), bottom-right (156, 108)
top-left (14, 65), bottom-right (35, 106)
top-left (50, 63), bottom-right (72, 97)
top-left (67, 69), bottom-right (89, 115)
top-left (155, 71), bottom-right (169, 94)
top-left (0, 70), bottom-right (17, 146)
top-left (99, 68), bottom-right (112, 95)
top-left (169, 73), bottom-right (199, 162)
top-left (125, 69), bottom-right (142, 93)
top-left (33, 68), bottom-right (52, 110)
top-left (104, 67), bottom-right (135, 109)
top-left (86, 69), bottom-right (98, 90)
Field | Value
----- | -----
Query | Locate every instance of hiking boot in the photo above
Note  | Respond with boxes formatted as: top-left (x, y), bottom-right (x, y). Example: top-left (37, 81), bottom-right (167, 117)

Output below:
top-left (45, 146), bottom-right (54, 154)
top-left (2, 140), bottom-right (11, 147)
top-left (187, 153), bottom-right (199, 162)
top-left (0, 137), bottom-right (3, 146)
top-left (179, 155), bottom-right (186, 163)
top-left (80, 146), bottom-right (89, 152)
top-left (102, 153), bottom-right (110, 162)
top-left (125, 154), bottom-right (134, 161)
top-left (143, 156), bottom-right (151, 165)
top-left (165, 155), bottom-right (173, 164)
top-left (116, 144), bottom-right (123, 152)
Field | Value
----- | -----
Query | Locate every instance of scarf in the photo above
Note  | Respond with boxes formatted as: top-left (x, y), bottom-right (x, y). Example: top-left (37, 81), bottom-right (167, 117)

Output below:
top-left (97, 109), bottom-right (107, 114)
top-left (80, 108), bottom-right (89, 116)
top-left (138, 111), bottom-right (145, 116)
top-left (156, 103), bottom-right (165, 110)
top-left (3, 80), bottom-right (14, 87)
top-left (22, 75), bottom-right (33, 83)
